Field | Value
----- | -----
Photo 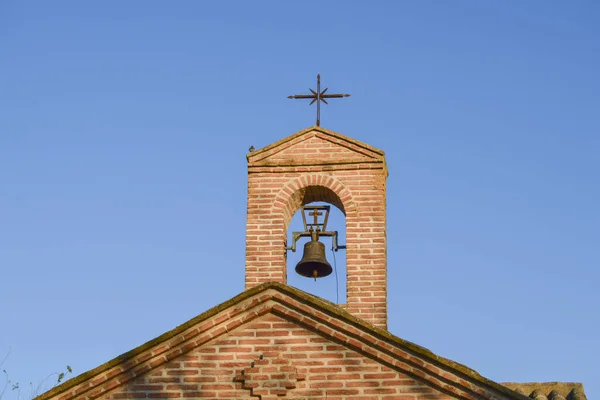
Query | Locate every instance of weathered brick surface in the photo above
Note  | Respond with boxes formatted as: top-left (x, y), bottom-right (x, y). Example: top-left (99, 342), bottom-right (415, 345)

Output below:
top-left (246, 127), bottom-right (389, 329)
top-left (103, 314), bottom-right (449, 400)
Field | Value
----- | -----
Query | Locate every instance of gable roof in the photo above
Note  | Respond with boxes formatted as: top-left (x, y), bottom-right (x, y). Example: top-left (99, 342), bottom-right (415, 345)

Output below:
top-left (247, 126), bottom-right (386, 168)
top-left (36, 283), bottom-right (580, 400)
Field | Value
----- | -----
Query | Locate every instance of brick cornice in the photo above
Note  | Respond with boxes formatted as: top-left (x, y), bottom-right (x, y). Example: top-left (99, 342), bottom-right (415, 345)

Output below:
top-left (37, 283), bottom-right (527, 400)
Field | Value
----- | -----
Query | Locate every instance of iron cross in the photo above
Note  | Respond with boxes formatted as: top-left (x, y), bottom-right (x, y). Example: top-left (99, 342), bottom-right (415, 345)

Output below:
top-left (287, 74), bottom-right (350, 127)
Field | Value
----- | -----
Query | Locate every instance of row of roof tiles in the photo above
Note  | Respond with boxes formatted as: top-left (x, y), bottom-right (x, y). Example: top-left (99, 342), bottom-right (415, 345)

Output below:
top-left (503, 383), bottom-right (586, 400)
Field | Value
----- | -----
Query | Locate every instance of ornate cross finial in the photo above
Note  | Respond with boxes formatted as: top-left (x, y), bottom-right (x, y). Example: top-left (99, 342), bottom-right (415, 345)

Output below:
top-left (287, 74), bottom-right (350, 126)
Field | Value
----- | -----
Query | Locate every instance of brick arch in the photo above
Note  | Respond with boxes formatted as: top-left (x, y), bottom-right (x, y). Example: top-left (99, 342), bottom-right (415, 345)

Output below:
top-left (273, 174), bottom-right (357, 231)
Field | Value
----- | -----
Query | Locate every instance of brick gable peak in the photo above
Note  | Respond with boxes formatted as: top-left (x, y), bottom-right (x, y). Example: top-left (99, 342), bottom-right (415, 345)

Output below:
top-left (247, 126), bottom-right (386, 168)
top-left (36, 283), bottom-right (530, 400)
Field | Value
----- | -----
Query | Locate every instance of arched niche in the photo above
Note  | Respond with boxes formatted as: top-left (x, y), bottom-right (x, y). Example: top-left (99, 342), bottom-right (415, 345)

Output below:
top-left (273, 175), bottom-right (355, 304)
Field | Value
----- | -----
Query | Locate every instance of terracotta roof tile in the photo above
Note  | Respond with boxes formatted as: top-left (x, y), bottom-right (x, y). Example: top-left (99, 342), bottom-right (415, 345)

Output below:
top-left (502, 382), bottom-right (586, 400)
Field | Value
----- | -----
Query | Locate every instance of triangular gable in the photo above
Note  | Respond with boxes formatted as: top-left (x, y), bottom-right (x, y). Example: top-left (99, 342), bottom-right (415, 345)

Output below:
top-left (247, 126), bottom-right (386, 167)
top-left (36, 283), bottom-right (526, 400)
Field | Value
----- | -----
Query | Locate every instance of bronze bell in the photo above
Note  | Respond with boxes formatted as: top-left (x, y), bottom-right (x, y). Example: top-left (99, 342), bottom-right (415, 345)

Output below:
top-left (295, 230), bottom-right (332, 280)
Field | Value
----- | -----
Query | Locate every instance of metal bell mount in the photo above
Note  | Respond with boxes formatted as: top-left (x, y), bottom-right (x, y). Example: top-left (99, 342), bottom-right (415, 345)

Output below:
top-left (286, 205), bottom-right (346, 281)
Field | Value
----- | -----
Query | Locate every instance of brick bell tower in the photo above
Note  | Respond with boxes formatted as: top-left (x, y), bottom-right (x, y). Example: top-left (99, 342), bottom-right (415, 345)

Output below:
top-left (245, 126), bottom-right (388, 329)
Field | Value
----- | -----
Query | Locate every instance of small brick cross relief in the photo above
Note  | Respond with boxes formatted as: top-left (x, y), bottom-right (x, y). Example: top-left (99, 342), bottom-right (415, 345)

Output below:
top-left (236, 355), bottom-right (304, 399)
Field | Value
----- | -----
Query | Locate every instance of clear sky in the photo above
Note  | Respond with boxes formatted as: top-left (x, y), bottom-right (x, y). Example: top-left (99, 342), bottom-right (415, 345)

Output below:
top-left (1, 1), bottom-right (599, 399)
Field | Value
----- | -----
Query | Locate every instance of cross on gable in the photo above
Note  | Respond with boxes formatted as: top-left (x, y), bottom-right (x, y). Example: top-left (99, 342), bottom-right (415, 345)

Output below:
top-left (287, 74), bottom-right (350, 127)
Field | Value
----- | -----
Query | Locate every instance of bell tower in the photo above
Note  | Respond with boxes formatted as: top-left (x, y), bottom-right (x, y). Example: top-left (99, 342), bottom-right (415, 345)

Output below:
top-left (245, 126), bottom-right (388, 329)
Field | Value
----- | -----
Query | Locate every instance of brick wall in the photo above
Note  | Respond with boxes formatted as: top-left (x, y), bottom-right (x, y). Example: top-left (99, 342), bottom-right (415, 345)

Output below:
top-left (245, 128), bottom-right (388, 329)
top-left (104, 314), bottom-right (448, 400)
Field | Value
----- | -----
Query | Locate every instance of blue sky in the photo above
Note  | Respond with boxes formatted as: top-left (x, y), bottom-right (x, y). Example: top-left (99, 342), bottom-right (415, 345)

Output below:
top-left (1, 1), bottom-right (599, 398)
